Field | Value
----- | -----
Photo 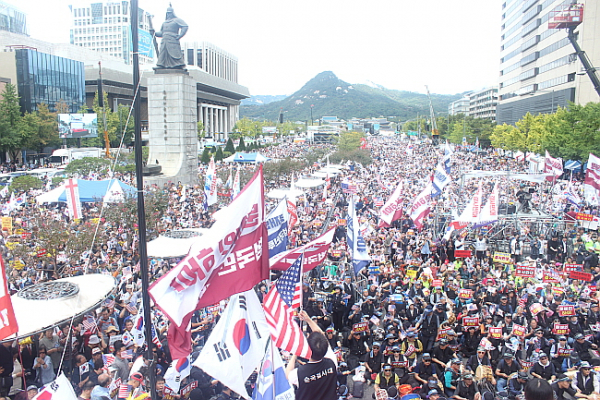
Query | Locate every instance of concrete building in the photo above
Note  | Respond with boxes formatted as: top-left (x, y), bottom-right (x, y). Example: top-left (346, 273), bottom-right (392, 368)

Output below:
top-left (497, 0), bottom-right (600, 125)
top-left (448, 96), bottom-right (470, 115)
top-left (468, 86), bottom-right (498, 122)
top-left (69, 0), bottom-right (154, 66)
top-left (0, 1), bottom-right (27, 36)
top-left (182, 41), bottom-right (238, 83)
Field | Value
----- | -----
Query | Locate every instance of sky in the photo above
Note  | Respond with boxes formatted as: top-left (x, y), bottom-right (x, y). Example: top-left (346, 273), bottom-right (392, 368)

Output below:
top-left (18, 0), bottom-right (502, 96)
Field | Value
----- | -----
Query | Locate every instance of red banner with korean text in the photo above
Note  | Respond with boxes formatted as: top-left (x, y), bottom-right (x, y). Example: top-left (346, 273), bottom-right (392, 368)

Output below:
top-left (0, 254), bottom-right (18, 340)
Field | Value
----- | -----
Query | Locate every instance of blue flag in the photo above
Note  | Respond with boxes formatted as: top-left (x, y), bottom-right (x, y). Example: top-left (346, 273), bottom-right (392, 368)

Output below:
top-left (347, 196), bottom-right (370, 275)
top-left (266, 199), bottom-right (289, 259)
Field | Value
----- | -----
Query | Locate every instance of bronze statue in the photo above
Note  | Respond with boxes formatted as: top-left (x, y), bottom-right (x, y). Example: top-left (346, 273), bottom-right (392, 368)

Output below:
top-left (151, 6), bottom-right (188, 69)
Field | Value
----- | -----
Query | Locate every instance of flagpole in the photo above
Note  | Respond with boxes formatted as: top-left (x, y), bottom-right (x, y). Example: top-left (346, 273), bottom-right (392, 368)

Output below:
top-left (131, 1), bottom-right (156, 398)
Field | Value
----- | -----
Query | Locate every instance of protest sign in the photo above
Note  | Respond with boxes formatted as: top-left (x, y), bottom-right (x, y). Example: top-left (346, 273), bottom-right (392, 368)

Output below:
top-left (493, 252), bottom-right (512, 264)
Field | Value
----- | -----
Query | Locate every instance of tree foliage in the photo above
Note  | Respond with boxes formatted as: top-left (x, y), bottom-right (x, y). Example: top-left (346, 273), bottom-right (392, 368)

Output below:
top-left (338, 131), bottom-right (365, 151)
top-left (225, 137), bottom-right (235, 153)
top-left (215, 146), bottom-right (224, 161)
top-left (0, 84), bottom-right (25, 161)
top-left (237, 137), bottom-right (246, 151)
top-left (64, 157), bottom-right (112, 176)
top-left (9, 175), bottom-right (43, 193)
top-left (490, 103), bottom-right (600, 160)
top-left (102, 191), bottom-right (169, 239)
top-left (200, 148), bottom-right (211, 165)
top-left (263, 158), bottom-right (306, 182)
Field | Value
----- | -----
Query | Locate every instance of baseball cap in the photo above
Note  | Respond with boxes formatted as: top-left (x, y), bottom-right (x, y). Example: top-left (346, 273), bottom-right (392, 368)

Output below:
top-left (440, 339), bottom-right (449, 345)
top-left (575, 333), bottom-right (584, 340)
top-left (463, 374), bottom-right (473, 380)
top-left (517, 371), bottom-right (529, 380)
top-left (27, 385), bottom-right (38, 391)
top-left (92, 347), bottom-right (102, 355)
top-left (428, 389), bottom-right (439, 397)
top-left (131, 372), bottom-right (144, 383)
top-left (383, 364), bottom-right (393, 370)
top-left (503, 353), bottom-right (514, 359)
top-left (423, 353), bottom-right (432, 360)
top-left (580, 361), bottom-right (592, 369)
top-left (555, 374), bottom-right (571, 382)
top-left (451, 359), bottom-right (461, 365)
top-left (428, 379), bottom-right (438, 387)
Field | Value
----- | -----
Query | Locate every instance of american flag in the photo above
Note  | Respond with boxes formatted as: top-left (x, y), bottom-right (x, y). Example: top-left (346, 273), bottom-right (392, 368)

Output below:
top-left (341, 182), bottom-right (357, 194)
top-left (263, 254), bottom-right (311, 359)
top-left (518, 292), bottom-right (529, 308)
top-left (82, 315), bottom-right (98, 334)
top-left (118, 384), bottom-right (132, 398)
top-left (151, 323), bottom-right (162, 349)
top-left (374, 197), bottom-right (384, 207)
top-left (102, 354), bottom-right (116, 367)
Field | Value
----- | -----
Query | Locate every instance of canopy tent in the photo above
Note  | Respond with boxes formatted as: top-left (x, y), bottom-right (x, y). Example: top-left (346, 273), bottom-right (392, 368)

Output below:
top-left (461, 171), bottom-right (554, 183)
top-left (223, 152), bottom-right (269, 163)
top-left (43, 179), bottom-right (136, 203)
top-left (147, 228), bottom-right (208, 258)
top-left (267, 188), bottom-right (305, 199)
top-left (564, 160), bottom-right (582, 170)
top-left (295, 178), bottom-right (325, 188)
top-left (7, 274), bottom-right (115, 340)
top-left (35, 184), bottom-right (65, 204)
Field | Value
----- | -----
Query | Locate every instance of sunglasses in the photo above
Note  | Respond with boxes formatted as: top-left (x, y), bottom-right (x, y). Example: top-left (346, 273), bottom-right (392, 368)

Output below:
top-left (393, 351), bottom-right (401, 353)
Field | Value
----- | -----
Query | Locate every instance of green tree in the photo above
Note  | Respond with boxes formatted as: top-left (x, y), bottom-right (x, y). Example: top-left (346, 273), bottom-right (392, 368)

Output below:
top-left (0, 84), bottom-right (24, 161)
top-left (64, 157), bottom-right (112, 176)
top-left (197, 121), bottom-right (204, 140)
top-left (338, 131), bottom-right (364, 151)
top-left (9, 175), bottom-right (43, 193)
top-left (237, 137), bottom-right (246, 151)
top-left (543, 103), bottom-right (600, 160)
top-left (215, 146), bottom-right (224, 161)
top-left (446, 121), bottom-right (473, 144)
top-left (200, 147), bottom-right (211, 164)
top-left (103, 191), bottom-right (169, 239)
top-left (225, 137), bottom-right (235, 153)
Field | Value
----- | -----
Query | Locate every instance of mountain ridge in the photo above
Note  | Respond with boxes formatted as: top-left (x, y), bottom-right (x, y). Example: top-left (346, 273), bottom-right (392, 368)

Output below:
top-left (240, 71), bottom-right (465, 122)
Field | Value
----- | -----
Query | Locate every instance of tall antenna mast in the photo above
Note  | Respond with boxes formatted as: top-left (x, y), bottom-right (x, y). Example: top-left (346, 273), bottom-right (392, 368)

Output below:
top-left (425, 85), bottom-right (439, 145)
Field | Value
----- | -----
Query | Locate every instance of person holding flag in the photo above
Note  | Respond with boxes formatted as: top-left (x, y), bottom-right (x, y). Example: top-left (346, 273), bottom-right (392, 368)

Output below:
top-left (285, 310), bottom-right (338, 400)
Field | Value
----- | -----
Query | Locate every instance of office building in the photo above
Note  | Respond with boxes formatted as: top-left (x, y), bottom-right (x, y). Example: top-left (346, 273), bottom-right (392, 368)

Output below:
top-left (0, 1), bottom-right (27, 36)
top-left (469, 86), bottom-right (498, 121)
top-left (182, 41), bottom-right (238, 83)
top-left (69, 0), bottom-right (154, 65)
top-left (448, 96), bottom-right (470, 115)
top-left (15, 49), bottom-right (85, 113)
top-left (497, 0), bottom-right (600, 125)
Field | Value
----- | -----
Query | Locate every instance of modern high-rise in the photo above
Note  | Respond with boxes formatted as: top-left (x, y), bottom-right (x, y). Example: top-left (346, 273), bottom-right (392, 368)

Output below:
top-left (0, 1), bottom-right (27, 36)
top-left (448, 96), bottom-right (470, 116)
top-left (69, 0), bottom-right (154, 65)
top-left (448, 87), bottom-right (498, 122)
top-left (497, 0), bottom-right (600, 125)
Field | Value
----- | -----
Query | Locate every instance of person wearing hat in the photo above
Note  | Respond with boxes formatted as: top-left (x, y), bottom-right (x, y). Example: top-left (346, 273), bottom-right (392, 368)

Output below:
top-left (419, 377), bottom-right (443, 399)
top-left (365, 341), bottom-right (384, 383)
top-left (508, 371), bottom-right (530, 399)
top-left (466, 348), bottom-right (491, 376)
top-left (374, 364), bottom-right (400, 394)
top-left (444, 359), bottom-right (462, 397)
top-left (127, 371), bottom-right (148, 399)
top-left (343, 328), bottom-right (368, 370)
top-left (414, 353), bottom-right (439, 386)
top-left (550, 336), bottom-right (571, 372)
top-left (495, 353), bottom-right (520, 392)
top-left (416, 305), bottom-right (441, 353)
top-left (526, 329), bottom-right (551, 359)
top-left (432, 339), bottom-right (455, 370)
top-left (427, 388), bottom-right (442, 400)
top-left (26, 385), bottom-right (39, 399)
top-left (572, 361), bottom-right (599, 395)
top-left (531, 353), bottom-right (556, 382)
top-left (462, 326), bottom-right (481, 359)
top-left (573, 333), bottom-right (598, 363)
top-left (386, 345), bottom-right (410, 383)
top-left (401, 331), bottom-right (423, 363)
top-left (453, 373), bottom-right (481, 400)
top-left (551, 374), bottom-right (583, 400)
top-left (362, 296), bottom-right (376, 317)
top-left (331, 286), bottom-right (346, 331)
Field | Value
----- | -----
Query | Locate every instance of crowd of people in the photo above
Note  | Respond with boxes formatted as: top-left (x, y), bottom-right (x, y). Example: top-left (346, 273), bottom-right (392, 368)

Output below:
top-left (0, 136), bottom-right (600, 400)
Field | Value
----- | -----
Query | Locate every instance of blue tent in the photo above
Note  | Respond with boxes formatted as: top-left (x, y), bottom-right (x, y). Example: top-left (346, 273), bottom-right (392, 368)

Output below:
top-left (564, 160), bottom-right (582, 170)
top-left (57, 179), bottom-right (136, 202)
top-left (225, 152), bottom-right (269, 163)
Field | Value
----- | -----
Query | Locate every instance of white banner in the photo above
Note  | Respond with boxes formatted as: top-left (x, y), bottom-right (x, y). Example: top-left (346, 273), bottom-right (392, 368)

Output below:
top-left (409, 184), bottom-right (432, 230)
top-left (150, 169), bottom-right (268, 326)
top-left (380, 181), bottom-right (403, 226)
top-left (33, 373), bottom-right (77, 400)
top-left (64, 179), bottom-right (82, 219)
top-left (205, 157), bottom-right (218, 206)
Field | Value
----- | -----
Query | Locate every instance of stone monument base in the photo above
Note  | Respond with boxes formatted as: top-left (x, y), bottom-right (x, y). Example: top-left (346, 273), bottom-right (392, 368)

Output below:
top-left (146, 70), bottom-right (199, 186)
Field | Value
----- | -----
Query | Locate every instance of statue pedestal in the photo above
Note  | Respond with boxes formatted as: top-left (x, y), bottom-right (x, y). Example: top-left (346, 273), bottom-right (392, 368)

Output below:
top-left (146, 71), bottom-right (198, 186)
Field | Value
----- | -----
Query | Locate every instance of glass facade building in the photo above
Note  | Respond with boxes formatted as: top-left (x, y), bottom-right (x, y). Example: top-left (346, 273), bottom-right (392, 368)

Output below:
top-left (0, 1), bottom-right (28, 36)
top-left (15, 49), bottom-right (85, 113)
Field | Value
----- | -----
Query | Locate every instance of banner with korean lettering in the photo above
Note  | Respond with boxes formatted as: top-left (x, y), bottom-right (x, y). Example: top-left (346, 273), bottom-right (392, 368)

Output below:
top-left (353, 322), bottom-right (369, 333)
top-left (558, 305), bottom-right (576, 317)
top-left (564, 264), bottom-right (583, 273)
top-left (266, 199), bottom-right (289, 259)
top-left (512, 324), bottom-right (527, 337)
top-left (493, 252), bottom-right (512, 264)
top-left (463, 317), bottom-right (479, 328)
top-left (569, 270), bottom-right (593, 282)
top-left (380, 181), bottom-right (403, 226)
top-left (270, 228), bottom-right (335, 272)
top-left (515, 265), bottom-right (536, 278)
top-left (32, 373), bottom-right (77, 399)
top-left (149, 168), bottom-right (269, 326)
top-left (552, 323), bottom-right (570, 335)
top-left (0, 254), bottom-right (18, 340)
top-left (489, 327), bottom-right (502, 339)
top-left (458, 289), bottom-right (472, 299)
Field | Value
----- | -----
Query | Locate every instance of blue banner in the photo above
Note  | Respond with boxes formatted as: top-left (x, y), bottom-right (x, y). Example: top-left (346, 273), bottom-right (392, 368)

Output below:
top-left (266, 199), bottom-right (289, 259)
top-left (129, 28), bottom-right (155, 58)
top-left (347, 197), bottom-right (370, 275)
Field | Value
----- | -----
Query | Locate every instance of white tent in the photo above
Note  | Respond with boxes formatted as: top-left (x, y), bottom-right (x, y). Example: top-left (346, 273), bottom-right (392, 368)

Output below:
top-left (295, 178), bottom-right (325, 188)
top-left (267, 188), bottom-right (305, 199)
top-left (147, 228), bottom-right (208, 258)
top-left (35, 184), bottom-right (65, 204)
